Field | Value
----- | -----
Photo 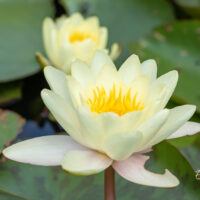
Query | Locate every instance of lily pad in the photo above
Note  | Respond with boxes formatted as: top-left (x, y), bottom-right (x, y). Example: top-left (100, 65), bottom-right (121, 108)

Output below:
top-left (0, 0), bottom-right (54, 82)
top-left (130, 20), bottom-right (200, 112)
top-left (0, 141), bottom-right (200, 199)
top-left (0, 110), bottom-right (25, 152)
top-left (61, 0), bottom-right (174, 65)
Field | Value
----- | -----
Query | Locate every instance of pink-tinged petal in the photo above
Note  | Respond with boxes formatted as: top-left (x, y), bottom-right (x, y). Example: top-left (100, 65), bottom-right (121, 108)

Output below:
top-left (113, 154), bottom-right (179, 188)
top-left (3, 135), bottom-right (88, 166)
top-left (137, 147), bottom-right (153, 154)
top-left (62, 150), bottom-right (112, 175)
top-left (167, 122), bottom-right (200, 139)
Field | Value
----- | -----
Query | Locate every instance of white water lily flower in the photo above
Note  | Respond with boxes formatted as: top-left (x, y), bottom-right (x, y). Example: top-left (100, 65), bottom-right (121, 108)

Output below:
top-left (3, 51), bottom-right (200, 188)
top-left (43, 13), bottom-right (120, 73)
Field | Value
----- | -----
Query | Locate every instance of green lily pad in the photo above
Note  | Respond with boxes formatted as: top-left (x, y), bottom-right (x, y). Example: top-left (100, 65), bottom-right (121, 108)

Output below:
top-left (130, 20), bottom-right (200, 112)
top-left (174, 0), bottom-right (200, 18)
top-left (0, 82), bottom-right (21, 105)
top-left (0, 110), bottom-right (25, 152)
top-left (61, 0), bottom-right (174, 65)
top-left (0, 141), bottom-right (200, 199)
top-left (0, 0), bottom-right (54, 82)
top-left (178, 133), bottom-right (200, 171)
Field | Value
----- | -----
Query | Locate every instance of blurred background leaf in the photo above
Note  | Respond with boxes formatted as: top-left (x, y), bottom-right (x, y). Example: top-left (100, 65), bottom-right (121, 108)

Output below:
top-left (174, 0), bottom-right (200, 18)
top-left (0, 110), bottom-right (25, 153)
top-left (130, 20), bottom-right (200, 112)
top-left (0, 0), bottom-right (54, 82)
top-left (61, 0), bottom-right (175, 65)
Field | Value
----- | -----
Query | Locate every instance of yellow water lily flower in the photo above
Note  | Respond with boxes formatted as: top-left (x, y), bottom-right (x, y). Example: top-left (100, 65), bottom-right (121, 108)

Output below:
top-left (43, 13), bottom-right (120, 73)
top-left (3, 51), bottom-right (200, 188)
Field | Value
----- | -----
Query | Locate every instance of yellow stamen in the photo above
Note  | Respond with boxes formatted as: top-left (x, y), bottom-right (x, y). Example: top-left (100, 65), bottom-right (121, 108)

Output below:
top-left (69, 30), bottom-right (95, 43)
top-left (87, 84), bottom-right (145, 116)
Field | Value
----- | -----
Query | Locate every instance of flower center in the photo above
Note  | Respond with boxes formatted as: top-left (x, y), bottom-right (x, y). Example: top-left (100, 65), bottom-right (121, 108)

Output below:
top-left (69, 31), bottom-right (95, 43)
top-left (86, 84), bottom-right (145, 116)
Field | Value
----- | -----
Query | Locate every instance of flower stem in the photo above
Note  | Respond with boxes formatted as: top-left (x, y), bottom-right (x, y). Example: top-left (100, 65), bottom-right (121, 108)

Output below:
top-left (104, 166), bottom-right (116, 200)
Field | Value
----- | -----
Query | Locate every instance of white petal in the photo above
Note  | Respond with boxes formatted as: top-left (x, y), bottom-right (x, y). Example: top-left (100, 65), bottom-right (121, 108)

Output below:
top-left (41, 89), bottom-right (83, 144)
top-left (113, 154), bottom-right (179, 188)
top-left (141, 59), bottom-right (157, 82)
top-left (86, 16), bottom-right (99, 28)
top-left (70, 13), bottom-right (84, 24)
top-left (168, 121), bottom-right (200, 139)
top-left (147, 105), bottom-right (196, 147)
top-left (102, 131), bottom-right (142, 160)
top-left (153, 70), bottom-right (178, 109)
top-left (67, 76), bottom-right (83, 107)
top-left (77, 107), bottom-right (103, 150)
top-left (44, 66), bottom-right (71, 100)
top-left (137, 109), bottom-right (169, 149)
top-left (109, 43), bottom-right (121, 61)
top-left (71, 60), bottom-right (95, 88)
top-left (3, 135), bottom-right (87, 166)
top-left (42, 18), bottom-right (58, 65)
top-left (98, 27), bottom-right (108, 49)
top-left (122, 111), bottom-right (142, 131)
top-left (73, 40), bottom-right (95, 62)
top-left (57, 43), bottom-right (75, 73)
top-left (91, 50), bottom-right (114, 76)
top-left (97, 112), bottom-right (125, 137)
top-left (61, 150), bottom-right (112, 175)
top-left (96, 64), bottom-right (119, 91)
top-left (119, 54), bottom-right (142, 85)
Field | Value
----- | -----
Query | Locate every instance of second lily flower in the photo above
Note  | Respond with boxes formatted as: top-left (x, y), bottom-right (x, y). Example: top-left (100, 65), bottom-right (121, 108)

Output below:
top-left (43, 13), bottom-right (120, 73)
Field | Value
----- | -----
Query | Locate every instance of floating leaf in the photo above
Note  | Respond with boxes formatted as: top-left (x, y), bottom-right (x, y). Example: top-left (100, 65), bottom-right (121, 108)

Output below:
top-left (0, 0), bottom-right (54, 82)
top-left (0, 141), bottom-right (199, 199)
top-left (130, 21), bottom-right (200, 111)
top-left (61, 0), bottom-right (174, 65)
top-left (0, 110), bottom-right (25, 152)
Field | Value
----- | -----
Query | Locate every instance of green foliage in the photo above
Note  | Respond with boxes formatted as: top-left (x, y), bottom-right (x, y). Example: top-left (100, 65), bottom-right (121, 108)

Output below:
top-left (0, 110), bottom-right (25, 152)
top-left (0, 0), bottom-right (54, 82)
top-left (130, 21), bottom-right (200, 111)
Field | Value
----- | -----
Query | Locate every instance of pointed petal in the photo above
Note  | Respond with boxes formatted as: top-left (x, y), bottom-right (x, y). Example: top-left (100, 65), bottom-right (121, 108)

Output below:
top-left (102, 131), bottom-right (142, 161)
top-left (41, 89), bottom-right (82, 143)
top-left (138, 109), bottom-right (169, 149)
top-left (141, 59), bottom-right (157, 82)
top-left (42, 18), bottom-right (58, 65)
top-left (119, 54), bottom-right (142, 85)
top-left (44, 66), bottom-right (71, 100)
top-left (62, 150), bottom-right (112, 175)
top-left (3, 135), bottom-right (87, 166)
top-left (98, 27), bottom-right (108, 49)
top-left (96, 64), bottom-right (120, 91)
top-left (109, 43), bottom-right (121, 60)
top-left (147, 105), bottom-right (196, 147)
top-left (168, 121), bottom-right (200, 139)
top-left (153, 71), bottom-right (178, 109)
top-left (97, 112), bottom-right (125, 137)
top-left (91, 50), bottom-right (114, 76)
top-left (71, 59), bottom-right (95, 88)
top-left (77, 107), bottom-right (103, 150)
top-left (113, 154), bottom-right (179, 188)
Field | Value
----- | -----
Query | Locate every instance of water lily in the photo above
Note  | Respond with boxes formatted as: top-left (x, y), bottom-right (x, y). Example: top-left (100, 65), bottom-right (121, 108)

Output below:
top-left (43, 13), bottom-right (120, 73)
top-left (3, 51), bottom-right (200, 188)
